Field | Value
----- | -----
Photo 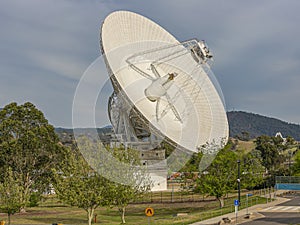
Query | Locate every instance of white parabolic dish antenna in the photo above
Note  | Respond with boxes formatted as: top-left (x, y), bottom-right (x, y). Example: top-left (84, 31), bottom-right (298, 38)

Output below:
top-left (100, 11), bottom-right (228, 155)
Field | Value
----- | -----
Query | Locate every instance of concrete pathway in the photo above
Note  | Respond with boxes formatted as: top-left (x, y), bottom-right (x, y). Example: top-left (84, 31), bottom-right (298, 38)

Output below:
top-left (189, 190), bottom-right (291, 225)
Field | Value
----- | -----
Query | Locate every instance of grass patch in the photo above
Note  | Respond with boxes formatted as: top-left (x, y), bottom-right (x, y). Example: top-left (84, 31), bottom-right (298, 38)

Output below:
top-left (0, 194), bottom-right (269, 225)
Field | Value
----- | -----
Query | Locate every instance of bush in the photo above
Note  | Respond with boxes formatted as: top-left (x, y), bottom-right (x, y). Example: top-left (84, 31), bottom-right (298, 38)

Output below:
top-left (27, 192), bottom-right (41, 207)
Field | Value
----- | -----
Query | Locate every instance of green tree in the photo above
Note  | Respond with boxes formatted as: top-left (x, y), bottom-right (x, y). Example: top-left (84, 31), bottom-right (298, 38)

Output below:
top-left (0, 168), bottom-right (24, 225)
top-left (292, 150), bottom-right (300, 175)
top-left (286, 136), bottom-right (296, 147)
top-left (52, 148), bottom-right (110, 225)
top-left (161, 141), bottom-right (175, 158)
top-left (240, 150), bottom-right (265, 189)
top-left (180, 151), bottom-right (203, 172)
top-left (195, 145), bottom-right (237, 208)
top-left (107, 147), bottom-right (152, 224)
top-left (239, 131), bottom-right (251, 141)
top-left (109, 181), bottom-right (150, 224)
top-left (255, 135), bottom-right (282, 171)
top-left (0, 102), bottom-right (66, 210)
top-left (57, 136), bottom-right (152, 224)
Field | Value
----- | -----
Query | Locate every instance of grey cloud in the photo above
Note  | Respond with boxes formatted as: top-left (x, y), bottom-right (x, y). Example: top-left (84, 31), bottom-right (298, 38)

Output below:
top-left (1, 0), bottom-right (300, 127)
top-left (0, 0), bottom-right (114, 127)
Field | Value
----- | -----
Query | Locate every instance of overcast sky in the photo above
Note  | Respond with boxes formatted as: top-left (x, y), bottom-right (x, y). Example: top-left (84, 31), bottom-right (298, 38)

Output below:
top-left (1, 0), bottom-right (300, 127)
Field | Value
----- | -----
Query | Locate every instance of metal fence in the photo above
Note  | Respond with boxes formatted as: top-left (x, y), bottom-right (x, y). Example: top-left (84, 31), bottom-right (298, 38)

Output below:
top-left (133, 187), bottom-right (276, 204)
top-left (275, 176), bottom-right (300, 190)
top-left (276, 176), bottom-right (300, 184)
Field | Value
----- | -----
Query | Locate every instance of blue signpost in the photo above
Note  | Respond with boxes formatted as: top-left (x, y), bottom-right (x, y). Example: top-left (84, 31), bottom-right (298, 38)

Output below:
top-left (234, 200), bottom-right (239, 224)
top-left (234, 199), bottom-right (239, 206)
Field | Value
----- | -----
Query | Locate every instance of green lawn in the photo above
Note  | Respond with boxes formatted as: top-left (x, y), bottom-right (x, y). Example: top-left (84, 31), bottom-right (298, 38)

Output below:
top-left (0, 194), bottom-right (269, 225)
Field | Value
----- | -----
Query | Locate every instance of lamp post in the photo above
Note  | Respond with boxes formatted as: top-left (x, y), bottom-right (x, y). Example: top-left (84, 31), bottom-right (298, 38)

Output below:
top-left (288, 150), bottom-right (292, 176)
top-left (237, 160), bottom-right (241, 205)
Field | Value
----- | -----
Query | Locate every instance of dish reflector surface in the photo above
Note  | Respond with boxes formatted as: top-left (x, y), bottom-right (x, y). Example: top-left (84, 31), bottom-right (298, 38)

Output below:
top-left (101, 11), bottom-right (228, 152)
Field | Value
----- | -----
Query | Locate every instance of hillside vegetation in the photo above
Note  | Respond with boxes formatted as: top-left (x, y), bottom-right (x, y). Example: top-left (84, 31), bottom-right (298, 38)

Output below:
top-left (56, 111), bottom-right (300, 141)
top-left (227, 111), bottom-right (300, 140)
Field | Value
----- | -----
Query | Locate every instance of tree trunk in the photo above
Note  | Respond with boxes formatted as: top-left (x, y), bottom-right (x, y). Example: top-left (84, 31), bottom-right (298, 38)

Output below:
top-left (8, 213), bottom-right (11, 225)
top-left (87, 208), bottom-right (95, 225)
top-left (20, 207), bottom-right (26, 213)
top-left (217, 196), bottom-right (224, 208)
top-left (20, 181), bottom-right (31, 212)
top-left (119, 206), bottom-right (126, 224)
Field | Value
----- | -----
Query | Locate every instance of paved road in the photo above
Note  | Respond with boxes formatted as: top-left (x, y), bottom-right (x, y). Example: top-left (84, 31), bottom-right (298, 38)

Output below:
top-left (242, 196), bottom-right (300, 225)
top-left (277, 196), bottom-right (300, 206)
top-left (241, 212), bottom-right (300, 225)
top-left (189, 191), bottom-right (297, 225)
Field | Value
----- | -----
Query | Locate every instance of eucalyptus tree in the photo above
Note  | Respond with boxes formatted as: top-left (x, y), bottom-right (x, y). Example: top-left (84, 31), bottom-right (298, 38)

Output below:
top-left (255, 135), bottom-right (286, 172)
top-left (0, 102), bottom-right (67, 210)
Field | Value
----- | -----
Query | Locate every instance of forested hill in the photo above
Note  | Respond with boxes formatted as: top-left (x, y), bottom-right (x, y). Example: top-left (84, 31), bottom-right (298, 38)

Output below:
top-left (227, 111), bottom-right (300, 140)
top-left (55, 111), bottom-right (300, 142)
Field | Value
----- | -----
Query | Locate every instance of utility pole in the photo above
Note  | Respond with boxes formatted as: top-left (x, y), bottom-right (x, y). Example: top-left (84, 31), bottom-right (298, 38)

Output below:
top-left (237, 160), bottom-right (241, 205)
